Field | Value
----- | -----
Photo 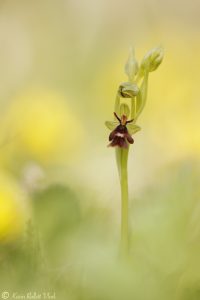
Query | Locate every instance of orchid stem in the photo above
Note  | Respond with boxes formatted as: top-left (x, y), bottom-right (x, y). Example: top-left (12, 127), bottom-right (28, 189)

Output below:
top-left (114, 91), bottom-right (130, 258)
top-left (120, 147), bottom-right (129, 258)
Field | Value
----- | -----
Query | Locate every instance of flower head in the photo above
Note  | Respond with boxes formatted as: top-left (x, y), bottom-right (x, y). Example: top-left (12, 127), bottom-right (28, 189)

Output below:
top-left (107, 111), bottom-right (140, 148)
top-left (108, 113), bottom-right (133, 148)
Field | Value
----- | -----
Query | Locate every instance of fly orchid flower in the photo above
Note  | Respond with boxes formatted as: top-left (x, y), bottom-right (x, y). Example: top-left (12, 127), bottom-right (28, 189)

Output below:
top-left (108, 112), bottom-right (140, 148)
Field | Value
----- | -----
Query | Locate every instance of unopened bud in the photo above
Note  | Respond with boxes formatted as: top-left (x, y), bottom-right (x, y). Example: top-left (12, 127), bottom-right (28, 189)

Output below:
top-left (139, 46), bottom-right (164, 75)
top-left (124, 47), bottom-right (139, 82)
top-left (118, 82), bottom-right (139, 98)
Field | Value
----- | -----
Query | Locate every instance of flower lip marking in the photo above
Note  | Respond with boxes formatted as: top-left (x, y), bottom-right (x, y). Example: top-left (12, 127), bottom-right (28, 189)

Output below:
top-left (108, 112), bottom-right (134, 148)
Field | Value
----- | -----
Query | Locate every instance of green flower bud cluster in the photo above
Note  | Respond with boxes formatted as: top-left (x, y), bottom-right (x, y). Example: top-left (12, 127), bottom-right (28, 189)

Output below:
top-left (105, 46), bottom-right (164, 134)
top-left (117, 46), bottom-right (164, 121)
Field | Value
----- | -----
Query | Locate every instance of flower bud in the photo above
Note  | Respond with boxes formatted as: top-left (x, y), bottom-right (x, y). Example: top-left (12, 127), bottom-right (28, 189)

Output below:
top-left (120, 103), bottom-right (130, 118)
top-left (118, 82), bottom-right (139, 98)
top-left (139, 46), bottom-right (164, 75)
top-left (124, 47), bottom-right (139, 82)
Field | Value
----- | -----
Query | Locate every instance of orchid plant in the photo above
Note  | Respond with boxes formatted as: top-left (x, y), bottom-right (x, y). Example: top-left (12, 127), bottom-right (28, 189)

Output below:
top-left (105, 46), bottom-right (164, 257)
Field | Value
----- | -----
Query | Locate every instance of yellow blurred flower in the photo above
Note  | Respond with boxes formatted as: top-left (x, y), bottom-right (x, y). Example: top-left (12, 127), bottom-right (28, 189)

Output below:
top-left (0, 173), bottom-right (28, 241)
top-left (8, 89), bottom-right (84, 163)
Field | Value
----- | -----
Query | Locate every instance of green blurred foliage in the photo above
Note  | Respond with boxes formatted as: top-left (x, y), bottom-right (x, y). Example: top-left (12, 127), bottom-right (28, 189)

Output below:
top-left (0, 161), bottom-right (200, 300)
top-left (0, 0), bottom-right (200, 299)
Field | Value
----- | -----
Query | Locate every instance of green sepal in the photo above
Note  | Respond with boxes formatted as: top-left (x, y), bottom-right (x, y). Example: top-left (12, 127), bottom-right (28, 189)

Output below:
top-left (120, 103), bottom-right (130, 118)
top-left (105, 120), bottom-right (118, 131)
top-left (127, 123), bottom-right (141, 135)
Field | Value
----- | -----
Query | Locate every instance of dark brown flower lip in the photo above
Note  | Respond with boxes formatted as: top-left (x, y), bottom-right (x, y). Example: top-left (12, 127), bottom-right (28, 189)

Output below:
top-left (108, 136), bottom-right (129, 148)
top-left (108, 135), bottom-right (134, 148)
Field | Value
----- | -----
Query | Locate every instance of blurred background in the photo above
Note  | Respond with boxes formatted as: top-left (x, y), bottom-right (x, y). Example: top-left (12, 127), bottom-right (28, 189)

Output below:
top-left (0, 0), bottom-right (200, 299)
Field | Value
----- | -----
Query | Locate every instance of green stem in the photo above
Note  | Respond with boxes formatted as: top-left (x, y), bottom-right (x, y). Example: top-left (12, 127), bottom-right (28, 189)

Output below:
top-left (114, 93), bottom-right (120, 116)
top-left (114, 89), bottom-right (130, 257)
top-left (120, 147), bottom-right (129, 257)
top-left (131, 96), bottom-right (136, 120)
